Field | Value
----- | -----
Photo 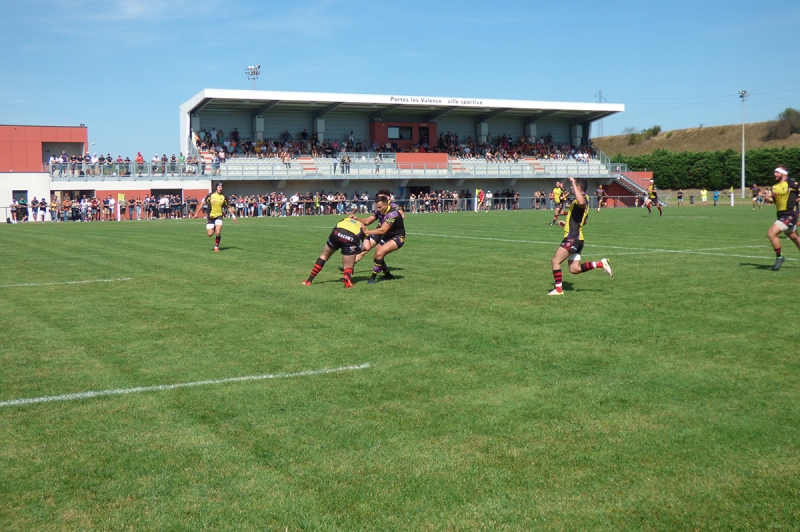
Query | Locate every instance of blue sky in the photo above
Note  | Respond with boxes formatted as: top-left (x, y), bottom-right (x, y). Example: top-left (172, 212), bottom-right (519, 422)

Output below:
top-left (2, 0), bottom-right (798, 158)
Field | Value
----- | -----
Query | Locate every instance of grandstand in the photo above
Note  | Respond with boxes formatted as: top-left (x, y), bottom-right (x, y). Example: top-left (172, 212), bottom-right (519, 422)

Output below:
top-left (3, 90), bottom-right (658, 216)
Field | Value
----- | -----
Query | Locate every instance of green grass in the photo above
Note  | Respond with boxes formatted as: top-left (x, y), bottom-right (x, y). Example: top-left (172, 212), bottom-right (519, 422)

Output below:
top-left (1, 207), bottom-right (799, 531)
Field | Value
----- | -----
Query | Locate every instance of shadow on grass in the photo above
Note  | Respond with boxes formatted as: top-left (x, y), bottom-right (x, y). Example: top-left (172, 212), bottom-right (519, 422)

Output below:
top-left (739, 262), bottom-right (780, 270)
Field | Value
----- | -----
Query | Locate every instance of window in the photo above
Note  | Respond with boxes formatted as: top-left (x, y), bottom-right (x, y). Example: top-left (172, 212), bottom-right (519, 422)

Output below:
top-left (387, 126), bottom-right (413, 140)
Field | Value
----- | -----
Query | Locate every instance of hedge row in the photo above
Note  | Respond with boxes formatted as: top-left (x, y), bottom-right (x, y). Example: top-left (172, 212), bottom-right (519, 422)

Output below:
top-left (610, 148), bottom-right (800, 189)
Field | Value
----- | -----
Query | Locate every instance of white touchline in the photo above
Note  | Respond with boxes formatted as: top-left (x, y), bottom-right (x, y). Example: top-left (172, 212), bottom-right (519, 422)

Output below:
top-left (0, 278), bottom-right (132, 289)
top-left (606, 250), bottom-right (797, 260)
top-left (0, 363), bottom-right (371, 408)
top-left (408, 232), bottom-right (770, 255)
top-left (269, 228), bottom-right (783, 261)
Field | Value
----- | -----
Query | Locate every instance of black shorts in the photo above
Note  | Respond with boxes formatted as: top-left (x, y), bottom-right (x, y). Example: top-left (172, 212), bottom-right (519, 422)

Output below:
top-left (379, 235), bottom-right (405, 249)
top-left (776, 211), bottom-right (798, 233)
top-left (559, 236), bottom-right (584, 255)
top-left (327, 228), bottom-right (363, 256)
top-left (558, 200), bottom-right (568, 210)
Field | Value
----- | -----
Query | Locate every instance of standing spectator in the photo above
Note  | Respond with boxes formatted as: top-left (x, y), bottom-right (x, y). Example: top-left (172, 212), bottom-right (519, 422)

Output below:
top-left (136, 152), bottom-right (144, 175)
top-left (61, 196), bottom-right (72, 222)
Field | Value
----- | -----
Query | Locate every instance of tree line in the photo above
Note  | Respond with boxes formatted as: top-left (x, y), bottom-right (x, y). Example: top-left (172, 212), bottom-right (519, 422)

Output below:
top-left (611, 147), bottom-right (800, 189)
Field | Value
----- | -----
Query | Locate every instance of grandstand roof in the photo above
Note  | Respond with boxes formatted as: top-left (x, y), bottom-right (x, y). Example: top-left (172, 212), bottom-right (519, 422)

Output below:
top-left (180, 89), bottom-right (624, 124)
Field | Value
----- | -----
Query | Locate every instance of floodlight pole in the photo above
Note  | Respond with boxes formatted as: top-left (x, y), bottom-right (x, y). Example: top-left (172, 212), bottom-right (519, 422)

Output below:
top-left (739, 90), bottom-right (748, 198)
top-left (245, 65), bottom-right (261, 90)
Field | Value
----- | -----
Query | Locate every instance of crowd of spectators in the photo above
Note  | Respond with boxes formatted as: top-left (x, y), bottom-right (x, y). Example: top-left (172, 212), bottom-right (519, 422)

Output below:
top-left (192, 126), bottom-right (598, 164)
top-left (45, 127), bottom-right (599, 180)
top-left (7, 194), bottom-right (198, 223)
top-left (48, 151), bottom-right (204, 178)
top-left (8, 185), bottom-right (594, 224)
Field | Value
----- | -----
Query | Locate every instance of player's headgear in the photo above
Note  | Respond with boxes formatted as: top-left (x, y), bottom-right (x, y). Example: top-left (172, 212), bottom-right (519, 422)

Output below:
top-left (774, 167), bottom-right (788, 176)
top-left (216, 182), bottom-right (224, 188)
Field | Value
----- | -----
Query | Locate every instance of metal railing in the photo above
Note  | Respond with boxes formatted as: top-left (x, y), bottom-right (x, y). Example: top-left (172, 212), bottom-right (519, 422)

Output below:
top-left (46, 157), bottom-right (617, 182)
top-left (49, 161), bottom-right (205, 182)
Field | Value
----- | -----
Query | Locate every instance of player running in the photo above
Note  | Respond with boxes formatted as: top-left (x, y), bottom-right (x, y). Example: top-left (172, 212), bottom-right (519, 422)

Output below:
top-left (644, 180), bottom-right (663, 216)
top-left (767, 166), bottom-right (800, 270)
top-left (549, 177), bottom-right (612, 296)
top-left (550, 182), bottom-right (566, 225)
top-left (195, 182), bottom-right (237, 252)
top-left (751, 183), bottom-right (762, 210)
top-left (595, 184), bottom-right (608, 213)
top-left (302, 216), bottom-right (367, 288)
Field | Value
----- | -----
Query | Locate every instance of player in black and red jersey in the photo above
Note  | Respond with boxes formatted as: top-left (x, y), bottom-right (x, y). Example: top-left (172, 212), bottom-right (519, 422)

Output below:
top-left (549, 177), bottom-right (613, 296)
top-left (302, 216), bottom-right (367, 288)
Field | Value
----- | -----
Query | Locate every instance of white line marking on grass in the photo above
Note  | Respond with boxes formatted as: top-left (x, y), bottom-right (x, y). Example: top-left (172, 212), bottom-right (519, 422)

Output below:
top-left (0, 278), bottom-right (132, 289)
top-left (411, 232), bottom-right (781, 259)
top-left (606, 250), bottom-right (796, 260)
top-left (0, 363), bottom-right (371, 408)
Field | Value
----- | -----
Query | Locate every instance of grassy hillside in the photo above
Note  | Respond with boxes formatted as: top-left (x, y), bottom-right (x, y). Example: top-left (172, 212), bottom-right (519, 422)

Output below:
top-left (593, 122), bottom-right (800, 157)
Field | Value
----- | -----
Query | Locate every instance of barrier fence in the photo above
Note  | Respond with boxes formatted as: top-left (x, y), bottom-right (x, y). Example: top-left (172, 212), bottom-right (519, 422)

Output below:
top-left (4, 196), bottom-right (732, 224)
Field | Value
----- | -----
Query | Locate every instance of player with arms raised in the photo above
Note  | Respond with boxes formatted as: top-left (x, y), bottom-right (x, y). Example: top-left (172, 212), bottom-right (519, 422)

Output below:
top-left (196, 182), bottom-right (237, 252)
top-left (549, 177), bottom-right (613, 296)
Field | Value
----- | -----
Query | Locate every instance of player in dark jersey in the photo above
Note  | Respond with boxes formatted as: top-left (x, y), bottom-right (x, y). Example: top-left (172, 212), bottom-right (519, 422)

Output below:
top-left (352, 192), bottom-right (406, 284)
top-left (751, 183), bottom-right (762, 210)
top-left (195, 182), bottom-right (237, 252)
top-left (595, 184), bottom-right (608, 213)
top-left (549, 177), bottom-right (613, 296)
top-left (767, 166), bottom-right (800, 270)
top-left (645, 180), bottom-right (663, 216)
top-left (303, 216), bottom-right (367, 288)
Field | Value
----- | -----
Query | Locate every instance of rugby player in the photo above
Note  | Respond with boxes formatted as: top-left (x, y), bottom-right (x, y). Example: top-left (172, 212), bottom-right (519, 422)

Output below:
top-left (195, 182), bottom-right (237, 252)
top-left (751, 183), bottom-right (762, 210)
top-left (550, 182), bottom-right (566, 225)
top-left (595, 184), bottom-right (608, 213)
top-left (767, 166), bottom-right (800, 270)
top-left (352, 192), bottom-right (406, 284)
top-left (549, 176), bottom-right (612, 296)
top-left (302, 216), bottom-right (367, 288)
top-left (644, 179), bottom-right (663, 216)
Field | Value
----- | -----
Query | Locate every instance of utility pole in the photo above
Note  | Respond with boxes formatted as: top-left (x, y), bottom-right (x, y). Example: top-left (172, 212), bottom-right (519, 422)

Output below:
top-left (595, 89), bottom-right (607, 137)
top-left (739, 90), bottom-right (748, 198)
